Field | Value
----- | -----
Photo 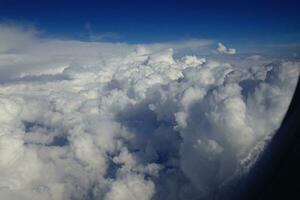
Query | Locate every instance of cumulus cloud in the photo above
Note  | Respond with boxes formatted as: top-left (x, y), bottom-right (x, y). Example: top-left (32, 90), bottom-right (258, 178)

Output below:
top-left (217, 42), bottom-right (236, 55)
top-left (0, 23), bottom-right (299, 200)
top-left (0, 23), bottom-right (212, 83)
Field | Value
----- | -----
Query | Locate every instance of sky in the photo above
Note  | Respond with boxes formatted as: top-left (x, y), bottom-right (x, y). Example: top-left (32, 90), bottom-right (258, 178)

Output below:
top-left (1, 0), bottom-right (300, 54)
top-left (0, 1), bottom-right (300, 200)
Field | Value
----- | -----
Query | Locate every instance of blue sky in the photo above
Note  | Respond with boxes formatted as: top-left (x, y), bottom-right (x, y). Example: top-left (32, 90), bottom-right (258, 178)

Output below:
top-left (1, 0), bottom-right (300, 53)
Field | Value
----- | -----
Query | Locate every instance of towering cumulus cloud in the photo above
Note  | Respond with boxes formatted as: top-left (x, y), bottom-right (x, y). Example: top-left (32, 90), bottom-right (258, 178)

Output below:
top-left (0, 24), bottom-right (299, 200)
top-left (217, 43), bottom-right (236, 55)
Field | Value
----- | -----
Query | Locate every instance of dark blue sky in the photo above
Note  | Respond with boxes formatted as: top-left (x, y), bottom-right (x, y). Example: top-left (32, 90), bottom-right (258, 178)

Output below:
top-left (1, 0), bottom-right (300, 53)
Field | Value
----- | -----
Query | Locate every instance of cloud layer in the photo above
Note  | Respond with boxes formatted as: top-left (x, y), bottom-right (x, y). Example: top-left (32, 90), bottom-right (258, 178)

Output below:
top-left (0, 24), bottom-right (299, 200)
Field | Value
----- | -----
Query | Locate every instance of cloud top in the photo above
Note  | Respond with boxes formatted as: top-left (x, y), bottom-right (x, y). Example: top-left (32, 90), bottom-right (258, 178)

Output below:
top-left (0, 24), bottom-right (299, 200)
top-left (217, 42), bottom-right (237, 54)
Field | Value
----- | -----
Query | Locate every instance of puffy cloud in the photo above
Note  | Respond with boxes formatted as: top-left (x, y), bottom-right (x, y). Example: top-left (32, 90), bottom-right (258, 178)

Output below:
top-left (105, 174), bottom-right (155, 200)
top-left (217, 42), bottom-right (236, 55)
top-left (0, 23), bottom-right (299, 200)
top-left (0, 23), bottom-right (212, 83)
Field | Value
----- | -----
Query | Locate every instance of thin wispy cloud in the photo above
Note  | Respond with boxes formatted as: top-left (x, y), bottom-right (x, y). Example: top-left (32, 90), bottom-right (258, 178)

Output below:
top-left (85, 23), bottom-right (121, 42)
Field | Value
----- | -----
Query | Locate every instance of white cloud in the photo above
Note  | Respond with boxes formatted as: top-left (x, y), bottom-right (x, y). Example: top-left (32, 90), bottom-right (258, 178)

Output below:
top-left (217, 42), bottom-right (236, 54)
top-left (0, 23), bottom-right (299, 200)
top-left (0, 23), bottom-right (212, 83)
top-left (105, 175), bottom-right (155, 200)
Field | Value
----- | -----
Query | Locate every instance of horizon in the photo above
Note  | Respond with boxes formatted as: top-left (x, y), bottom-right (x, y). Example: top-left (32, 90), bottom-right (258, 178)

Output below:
top-left (1, 0), bottom-right (300, 54)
